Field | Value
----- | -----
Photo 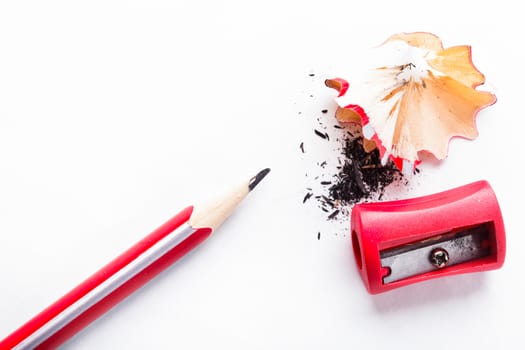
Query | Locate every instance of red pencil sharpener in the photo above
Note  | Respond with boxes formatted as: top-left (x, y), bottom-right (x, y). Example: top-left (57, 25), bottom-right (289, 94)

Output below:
top-left (351, 180), bottom-right (506, 294)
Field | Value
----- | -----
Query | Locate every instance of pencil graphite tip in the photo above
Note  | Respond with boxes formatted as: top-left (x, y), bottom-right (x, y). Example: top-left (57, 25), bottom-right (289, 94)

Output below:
top-left (248, 168), bottom-right (271, 191)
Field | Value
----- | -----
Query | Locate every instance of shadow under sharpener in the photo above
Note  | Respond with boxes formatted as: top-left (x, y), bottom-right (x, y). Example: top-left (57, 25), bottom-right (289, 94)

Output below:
top-left (350, 180), bottom-right (506, 294)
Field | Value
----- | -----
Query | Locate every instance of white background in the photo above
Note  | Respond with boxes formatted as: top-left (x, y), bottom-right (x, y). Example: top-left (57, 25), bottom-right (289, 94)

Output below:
top-left (1, 1), bottom-right (524, 349)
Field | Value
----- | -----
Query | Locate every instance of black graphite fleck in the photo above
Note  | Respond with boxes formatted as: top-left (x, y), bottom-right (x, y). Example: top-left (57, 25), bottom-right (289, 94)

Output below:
top-left (327, 209), bottom-right (340, 220)
top-left (314, 129), bottom-right (327, 139)
top-left (303, 192), bottom-right (313, 203)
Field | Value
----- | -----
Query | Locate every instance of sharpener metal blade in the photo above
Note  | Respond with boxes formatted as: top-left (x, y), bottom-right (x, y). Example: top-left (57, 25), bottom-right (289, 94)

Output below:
top-left (380, 225), bottom-right (491, 284)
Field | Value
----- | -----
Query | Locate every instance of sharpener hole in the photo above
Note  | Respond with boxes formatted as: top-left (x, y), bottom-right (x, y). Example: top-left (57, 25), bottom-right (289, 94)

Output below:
top-left (352, 230), bottom-right (363, 270)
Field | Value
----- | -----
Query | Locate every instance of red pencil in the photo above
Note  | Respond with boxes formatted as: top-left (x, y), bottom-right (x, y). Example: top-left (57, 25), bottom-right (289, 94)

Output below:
top-left (0, 168), bottom-right (270, 350)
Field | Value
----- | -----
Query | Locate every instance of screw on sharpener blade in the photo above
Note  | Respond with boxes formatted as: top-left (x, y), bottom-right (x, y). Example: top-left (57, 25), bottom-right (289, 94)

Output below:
top-left (380, 225), bottom-right (490, 284)
top-left (430, 248), bottom-right (449, 268)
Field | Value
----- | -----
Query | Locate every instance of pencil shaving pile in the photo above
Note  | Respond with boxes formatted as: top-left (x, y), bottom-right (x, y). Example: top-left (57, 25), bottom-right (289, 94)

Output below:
top-left (326, 32), bottom-right (496, 172)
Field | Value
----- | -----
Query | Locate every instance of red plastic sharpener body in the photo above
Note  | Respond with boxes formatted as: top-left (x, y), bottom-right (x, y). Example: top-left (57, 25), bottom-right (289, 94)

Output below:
top-left (351, 181), bottom-right (506, 294)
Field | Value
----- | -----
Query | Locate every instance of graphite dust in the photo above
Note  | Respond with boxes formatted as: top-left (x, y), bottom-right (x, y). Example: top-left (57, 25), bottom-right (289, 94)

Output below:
top-left (328, 137), bottom-right (403, 206)
top-left (304, 130), bottom-right (405, 221)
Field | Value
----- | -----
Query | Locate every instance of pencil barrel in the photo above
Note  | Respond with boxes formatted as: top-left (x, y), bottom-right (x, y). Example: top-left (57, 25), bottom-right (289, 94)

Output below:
top-left (1, 206), bottom-right (212, 350)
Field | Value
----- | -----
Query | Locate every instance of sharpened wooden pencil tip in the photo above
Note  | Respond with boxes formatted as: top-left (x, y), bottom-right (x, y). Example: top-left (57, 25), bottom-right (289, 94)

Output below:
top-left (190, 169), bottom-right (270, 230)
top-left (248, 168), bottom-right (271, 191)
